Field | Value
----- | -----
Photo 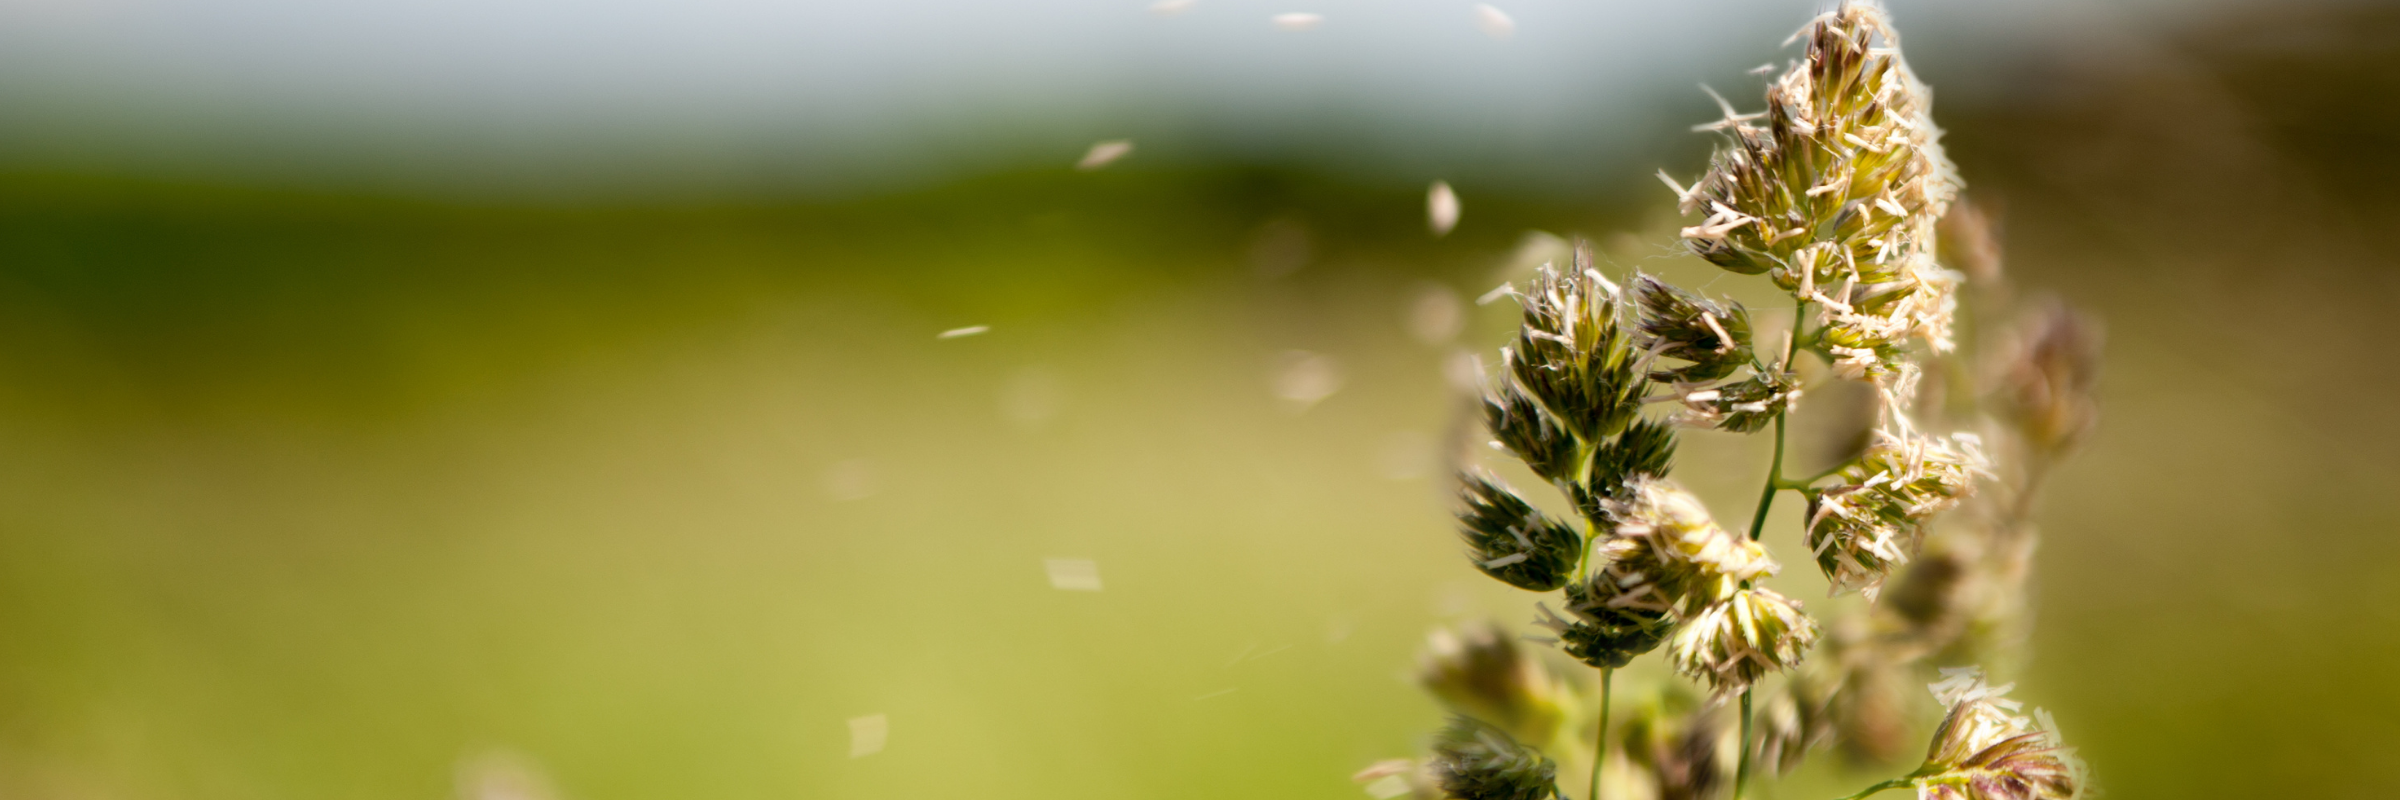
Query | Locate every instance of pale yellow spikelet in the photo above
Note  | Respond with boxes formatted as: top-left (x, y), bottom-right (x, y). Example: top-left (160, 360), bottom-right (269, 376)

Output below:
top-left (1667, 587), bottom-right (1820, 696)
top-left (1911, 668), bottom-right (2085, 800)
top-left (1805, 429), bottom-right (1988, 598)
top-left (1609, 477), bottom-right (1778, 592)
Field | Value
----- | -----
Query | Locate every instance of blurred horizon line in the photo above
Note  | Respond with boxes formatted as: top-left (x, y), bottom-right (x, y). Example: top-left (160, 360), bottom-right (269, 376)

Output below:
top-left (0, 0), bottom-right (2283, 201)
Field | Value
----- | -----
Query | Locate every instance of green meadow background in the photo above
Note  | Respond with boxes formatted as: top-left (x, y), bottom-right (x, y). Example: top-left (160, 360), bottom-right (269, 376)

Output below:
top-left (0, 3), bottom-right (2396, 800)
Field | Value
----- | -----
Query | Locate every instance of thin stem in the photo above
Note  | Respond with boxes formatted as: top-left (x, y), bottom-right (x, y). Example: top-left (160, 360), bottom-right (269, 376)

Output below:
top-left (1733, 308), bottom-right (1800, 797)
top-left (1737, 350), bottom-right (1795, 797)
top-left (1590, 668), bottom-right (1613, 800)
top-left (1827, 778), bottom-right (1913, 800)
top-left (1733, 689), bottom-right (1754, 799)
top-left (1745, 413), bottom-right (1788, 542)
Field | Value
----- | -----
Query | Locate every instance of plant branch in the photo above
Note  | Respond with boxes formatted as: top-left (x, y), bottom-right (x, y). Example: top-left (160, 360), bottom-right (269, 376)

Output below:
top-left (1745, 413), bottom-right (1787, 542)
top-left (1734, 304), bottom-right (1809, 800)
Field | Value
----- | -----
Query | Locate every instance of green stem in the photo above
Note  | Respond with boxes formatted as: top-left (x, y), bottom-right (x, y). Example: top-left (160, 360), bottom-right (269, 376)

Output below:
top-left (1745, 413), bottom-right (1788, 542)
top-left (1827, 778), bottom-right (1913, 800)
top-left (1732, 305), bottom-right (1812, 800)
top-left (1734, 401), bottom-right (1793, 800)
top-left (1733, 689), bottom-right (1754, 799)
top-left (1590, 668), bottom-right (1613, 800)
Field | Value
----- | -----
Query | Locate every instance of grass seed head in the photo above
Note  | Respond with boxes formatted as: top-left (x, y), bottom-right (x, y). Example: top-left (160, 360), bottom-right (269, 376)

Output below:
top-left (1676, 0), bottom-right (1963, 378)
top-left (1506, 257), bottom-right (1646, 444)
top-left (1583, 417), bottom-right (1679, 505)
top-left (1456, 471), bottom-right (1584, 592)
top-left (1432, 716), bottom-right (1562, 800)
top-left (1481, 375), bottom-right (1582, 484)
top-left (1631, 273), bottom-right (1755, 384)
top-left (1667, 587), bottom-right (1822, 696)
top-left (1993, 299), bottom-right (2103, 460)
top-left (1913, 669), bottom-right (2085, 800)
top-left (1416, 622), bottom-right (1567, 747)
top-left (1542, 539), bottom-right (1678, 668)
top-left (1805, 430), bottom-right (1987, 598)
top-left (1671, 370), bottom-right (1801, 433)
top-left (1610, 477), bottom-right (1779, 590)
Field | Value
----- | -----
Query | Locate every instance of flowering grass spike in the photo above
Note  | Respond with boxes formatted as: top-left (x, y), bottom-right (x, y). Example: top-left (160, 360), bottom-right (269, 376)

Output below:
top-left (1364, 3), bottom-right (2098, 799)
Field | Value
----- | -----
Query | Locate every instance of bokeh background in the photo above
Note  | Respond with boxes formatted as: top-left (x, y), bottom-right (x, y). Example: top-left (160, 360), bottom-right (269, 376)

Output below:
top-left (0, 0), bottom-right (2394, 798)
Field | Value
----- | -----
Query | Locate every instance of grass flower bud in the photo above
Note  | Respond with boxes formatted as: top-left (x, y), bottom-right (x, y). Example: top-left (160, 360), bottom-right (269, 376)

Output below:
top-left (1674, 0), bottom-right (1964, 371)
top-left (1631, 273), bottom-right (1754, 383)
top-left (1667, 587), bottom-right (1821, 696)
top-left (1939, 196), bottom-right (2004, 285)
top-left (1910, 669), bottom-right (2084, 800)
top-left (1881, 545), bottom-right (1974, 638)
top-left (1672, 371), bottom-right (1800, 434)
top-left (1610, 477), bottom-right (1778, 588)
top-left (1506, 257), bottom-right (1645, 444)
top-left (1582, 417), bottom-right (1678, 509)
top-left (1541, 539), bottom-right (1678, 668)
top-left (1749, 670), bottom-right (1835, 777)
top-left (1805, 430), bottom-right (1986, 598)
top-left (1619, 694), bottom-right (1730, 800)
top-left (1417, 623), bottom-right (1567, 747)
top-left (1432, 716), bottom-right (1563, 800)
top-left (1457, 471), bottom-right (1583, 592)
top-left (1546, 600), bottom-right (1671, 672)
top-left (1993, 299), bottom-right (2102, 459)
top-left (1481, 375), bottom-right (1582, 483)
top-left (1802, 619), bottom-right (1916, 765)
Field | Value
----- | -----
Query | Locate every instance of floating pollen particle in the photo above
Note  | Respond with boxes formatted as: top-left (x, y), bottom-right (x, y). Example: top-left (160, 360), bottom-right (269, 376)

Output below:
top-left (1271, 350), bottom-right (1344, 411)
top-left (1427, 180), bottom-right (1461, 236)
top-left (1472, 4), bottom-right (1515, 39)
top-left (1376, 430), bottom-right (1435, 481)
top-left (937, 325), bottom-right (990, 339)
top-left (1150, 0), bottom-right (1195, 15)
top-left (847, 714), bottom-right (888, 758)
top-left (1044, 558), bottom-right (1103, 591)
top-left (1408, 283), bottom-right (1465, 344)
top-left (1271, 12), bottom-right (1323, 31)
top-left (1363, 775), bottom-right (1413, 799)
top-left (823, 459), bottom-right (875, 502)
top-left (999, 365), bottom-right (1065, 431)
top-left (1354, 760), bottom-right (1434, 800)
top-left (455, 749), bottom-right (558, 800)
top-left (1075, 140), bottom-right (1133, 171)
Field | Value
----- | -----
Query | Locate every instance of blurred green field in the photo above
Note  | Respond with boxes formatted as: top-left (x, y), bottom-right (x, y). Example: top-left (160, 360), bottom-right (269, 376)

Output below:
top-left (0, 4), bottom-right (2397, 799)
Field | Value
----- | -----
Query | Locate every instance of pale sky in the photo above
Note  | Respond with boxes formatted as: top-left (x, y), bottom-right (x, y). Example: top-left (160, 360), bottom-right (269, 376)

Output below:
top-left (0, 0), bottom-right (2236, 195)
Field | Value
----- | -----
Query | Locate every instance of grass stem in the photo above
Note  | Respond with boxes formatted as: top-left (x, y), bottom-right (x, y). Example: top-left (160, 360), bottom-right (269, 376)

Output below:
top-left (1591, 668), bottom-right (1613, 800)
top-left (1745, 412), bottom-right (1787, 543)
top-left (1734, 688), bottom-right (1753, 799)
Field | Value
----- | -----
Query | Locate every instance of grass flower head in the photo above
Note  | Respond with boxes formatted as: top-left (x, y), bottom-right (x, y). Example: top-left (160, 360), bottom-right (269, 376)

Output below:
top-left (1433, 716), bottom-right (1563, 800)
top-left (1668, 587), bottom-right (1822, 696)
